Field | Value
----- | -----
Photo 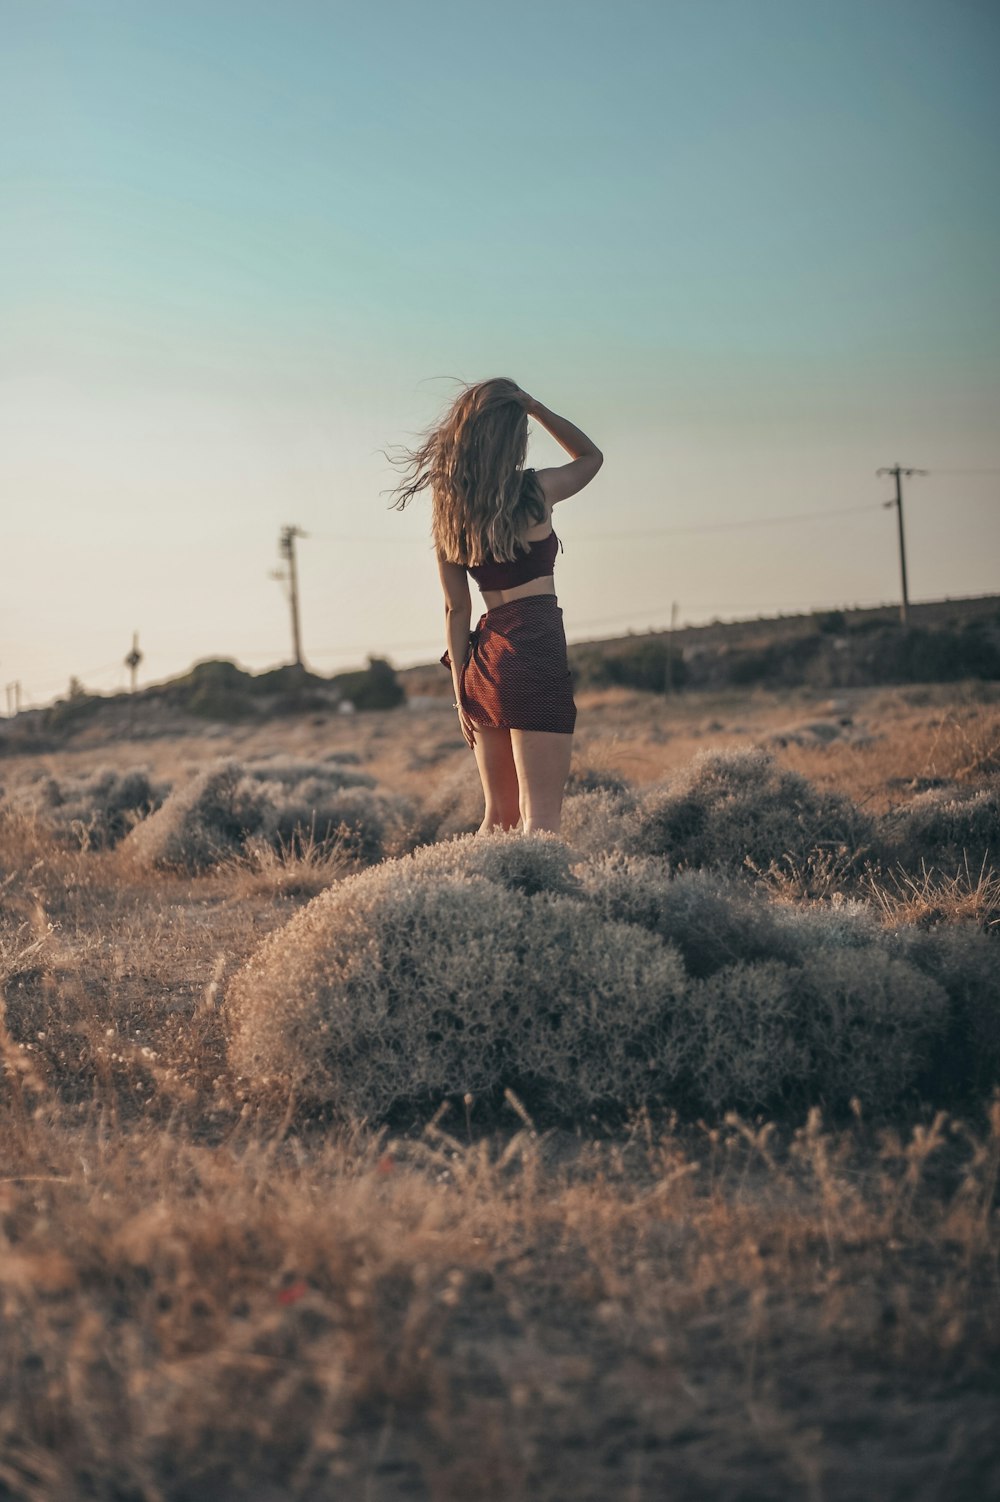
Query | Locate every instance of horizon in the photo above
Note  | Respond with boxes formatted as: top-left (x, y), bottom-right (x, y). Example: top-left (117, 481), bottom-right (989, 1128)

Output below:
top-left (3, 0), bottom-right (999, 709)
top-left (12, 586), bottom-right (999, 712)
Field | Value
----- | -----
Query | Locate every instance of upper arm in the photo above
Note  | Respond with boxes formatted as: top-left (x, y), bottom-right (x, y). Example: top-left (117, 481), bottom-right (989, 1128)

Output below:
top-left (534, 450), bottom-right (604, 507)
top-left (437, 553), bottom-right (472, 612)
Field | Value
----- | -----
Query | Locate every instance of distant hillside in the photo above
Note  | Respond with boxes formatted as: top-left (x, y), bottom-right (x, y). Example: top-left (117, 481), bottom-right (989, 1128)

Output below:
top-left (0, 656), bottom-right (404, 755)
top-left (3, 595), bottom-right (998, 754)
top-left (400, 593), bottom-right (1000, 699)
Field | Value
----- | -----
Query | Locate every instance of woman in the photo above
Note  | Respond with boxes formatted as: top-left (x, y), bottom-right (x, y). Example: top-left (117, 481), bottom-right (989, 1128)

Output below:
top-left (388, 377), bottom-right (603, 834)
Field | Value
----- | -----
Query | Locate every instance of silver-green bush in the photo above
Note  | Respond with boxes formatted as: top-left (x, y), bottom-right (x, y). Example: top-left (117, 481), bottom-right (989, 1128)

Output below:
top-left (226, 831), bottom-right (965, 1124)
top-left (578, 857), bottom-right (798, 977)
top-left (879, 785), bottom-right (998, 874)
top-left (621, 747), bottom-right (872, 873)
top-left (4, 766), bottom-right (169, 848)
top-left (226, 849), bottom-right (688, 1119)
top-left (124, 760), bottom-right (417, 872)
top-left (789, 947), bottom-right (948, 1107)
top-left (684, 961), bottom-right (810, 1113)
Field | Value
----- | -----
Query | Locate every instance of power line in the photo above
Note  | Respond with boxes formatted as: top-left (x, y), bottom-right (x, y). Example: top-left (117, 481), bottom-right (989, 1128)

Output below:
top-left (572, 502), bottom-right (884, 540)
top-left (308, 500), bottom-right (887, 547)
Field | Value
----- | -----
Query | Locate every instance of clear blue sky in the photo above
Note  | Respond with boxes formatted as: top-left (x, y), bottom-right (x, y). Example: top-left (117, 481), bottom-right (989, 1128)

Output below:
top-left (2, 0), bottom-right (998, 703)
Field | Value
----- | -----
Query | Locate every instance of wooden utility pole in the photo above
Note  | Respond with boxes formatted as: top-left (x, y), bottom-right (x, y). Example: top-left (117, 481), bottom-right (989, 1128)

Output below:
top-left (665, 600), bottom-right (679, 694)
top-left (275, 526), bottom-right (308, 668)
top-left (876, 464), bottom-right (926, 627)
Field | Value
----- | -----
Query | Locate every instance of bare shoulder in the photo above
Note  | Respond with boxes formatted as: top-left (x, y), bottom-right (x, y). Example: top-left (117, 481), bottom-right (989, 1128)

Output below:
top-left (533, 451), bottom-right (604, 507)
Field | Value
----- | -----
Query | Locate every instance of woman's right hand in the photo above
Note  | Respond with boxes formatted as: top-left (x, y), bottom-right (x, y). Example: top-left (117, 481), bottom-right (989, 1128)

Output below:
top-left (457, 703), bottom-right (478, 751)
top-left (512, 386), bottom-right (539, 416)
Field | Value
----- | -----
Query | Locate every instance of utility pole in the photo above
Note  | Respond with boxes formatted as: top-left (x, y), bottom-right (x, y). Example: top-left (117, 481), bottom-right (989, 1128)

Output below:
top-left (125, 632), bottom-right (142, 694)
top-left (665, 600), bottom-right (679, 694)
top-left (876, 464), bottom-right (926, 627)
top-left (273, 526), bottom-right (308, 668)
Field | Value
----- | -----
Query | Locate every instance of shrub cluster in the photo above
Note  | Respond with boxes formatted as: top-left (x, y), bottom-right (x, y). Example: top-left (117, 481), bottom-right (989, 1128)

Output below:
top-left (124, 759), bottom-right (417, 872)
top-left (422, 745), bottom-right (995, 885)
top-left (562, 748), bottom-right (874, 876)
top-left (880, 785), bottom-right (998, 875)
top-left (2, 766), bottom-right (168, 848)
top-left (226, 830), bottom-right (995, 1125)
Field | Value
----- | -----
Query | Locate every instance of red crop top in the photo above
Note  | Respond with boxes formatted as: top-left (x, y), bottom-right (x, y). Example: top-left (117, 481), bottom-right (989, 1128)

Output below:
top-left (466, 526), bottom-right (561, 591)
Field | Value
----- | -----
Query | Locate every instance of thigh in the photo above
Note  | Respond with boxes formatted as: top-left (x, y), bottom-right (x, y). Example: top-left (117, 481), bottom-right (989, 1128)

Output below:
top-left (510, 729), bottom-right (574, 830)
top-left (471, 724), bottom-right (520, 817)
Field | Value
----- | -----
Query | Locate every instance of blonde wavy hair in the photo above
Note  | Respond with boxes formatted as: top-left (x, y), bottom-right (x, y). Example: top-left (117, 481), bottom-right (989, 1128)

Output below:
top-left (384, 376), bottom-right (547, 565)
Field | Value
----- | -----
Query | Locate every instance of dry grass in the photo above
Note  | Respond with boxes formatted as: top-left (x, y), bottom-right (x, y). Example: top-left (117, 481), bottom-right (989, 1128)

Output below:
top-left (0, 682), bottom-right (997, 1498)
top-left (0, 1080), bottom-right (997, 1500)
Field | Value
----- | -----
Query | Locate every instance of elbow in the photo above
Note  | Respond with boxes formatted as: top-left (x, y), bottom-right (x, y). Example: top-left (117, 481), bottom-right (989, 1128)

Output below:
top-left (445, 601), bottom-right (471, 618)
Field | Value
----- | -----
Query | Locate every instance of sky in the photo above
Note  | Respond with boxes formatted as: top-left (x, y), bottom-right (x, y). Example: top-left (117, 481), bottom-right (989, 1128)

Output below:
top-left (2, 0), bottom-right (999, 706)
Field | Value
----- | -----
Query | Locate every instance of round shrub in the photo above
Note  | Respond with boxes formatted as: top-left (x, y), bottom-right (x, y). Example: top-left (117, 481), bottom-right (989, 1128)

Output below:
top-left (124, 760), bottom-right (418, 871)
top-left (684, 961), bottom-right (810, 1113)
top-left (421, 763), bottom-right (484, 840)
top-left (243, 757), bottom-right (376, 792)
top-left (622, 747), bottom-right (872, 874)
top-left (4, 766), bottom-right (168, 848)
top-left (578, 857), bottom-right (799, 977)
top-left (559, 787), bottom-right (639, 857)
top-left (880, 785), bottom-right (999, 875)
top-left (790, 947), bottom-right (948, 1109)
top-left (225, 831), bottom-right (966, 1126)
top-left (228, 869), bottom-right (526, 1116)
top-left (406, 828), bottom-right (582, 897)
top-left (886, 925), bottom-right (1000, 1101)
top-left (226, 835), bottom-right (689, 1121)
top-left (124, 762), bottom-right (269, 871)
top-left (511, 894), bottom-right (689, 1116)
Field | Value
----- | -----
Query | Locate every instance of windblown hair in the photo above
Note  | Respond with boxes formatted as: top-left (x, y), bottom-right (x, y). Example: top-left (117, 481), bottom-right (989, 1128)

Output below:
top-left (384, 376), bottom-right (547, 565)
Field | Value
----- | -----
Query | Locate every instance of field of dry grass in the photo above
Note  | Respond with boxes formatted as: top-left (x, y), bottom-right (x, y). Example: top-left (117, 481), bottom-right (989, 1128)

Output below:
top-left (1, 680), bottom-right (998, 1499)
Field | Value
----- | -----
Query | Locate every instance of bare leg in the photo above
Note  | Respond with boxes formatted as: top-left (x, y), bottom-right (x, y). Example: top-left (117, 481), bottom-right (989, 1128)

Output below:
top-left (510, 729), bottom-right (574, 834)
top-left (471, 725), bottom-right (521, 832)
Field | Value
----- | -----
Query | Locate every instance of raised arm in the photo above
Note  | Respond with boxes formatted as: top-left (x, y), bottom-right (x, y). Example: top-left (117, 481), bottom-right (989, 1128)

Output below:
top-left (519, 393), bottom-right (604, 505)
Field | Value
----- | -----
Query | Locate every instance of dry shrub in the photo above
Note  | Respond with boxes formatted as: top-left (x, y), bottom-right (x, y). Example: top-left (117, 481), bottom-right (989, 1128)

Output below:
top-left (243, 754), bottom-right (375, 791)
top-left (617, 746), bottom-right (871, 873)
top-left (406, 829), bottom-right (582, 896)
top-left (888, 924), bottom-right (1000, 1100)
top-left (678, 948), bottom-right (947, 1116)
top-left (559, 787), bottom-right (639, 856)
top-left (880, 784), bottom-right (999, 874)
top-left (3, 766), bottom-right (168, 849)
top-left (685, 960), bottom-right (811, 1112)
top-left (226, 833), bottom-right (689, 1121)
top-left (789, 947), bottom-right (948, 1107)
top-left (420, 762), bottom-right (483, 839)
top-left (578, 858), bottom-right (798, 978)
top-left (123, 760), bottom-right (417, 872)
top-left (766, 893), bottom-right (886, 954)
top-left (227, 831), bottom-right (976, 1124)
top-left (564, 761), bottom-right (630, 797)
top-left (419, 761), bottom-right (633, 846)
top-left (123, 762), bottom-right (270, 871)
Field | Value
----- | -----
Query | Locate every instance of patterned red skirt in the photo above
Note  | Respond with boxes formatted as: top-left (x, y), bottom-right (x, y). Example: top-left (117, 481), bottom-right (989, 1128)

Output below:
top-left (440, 595), bottom-right (577, 734)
